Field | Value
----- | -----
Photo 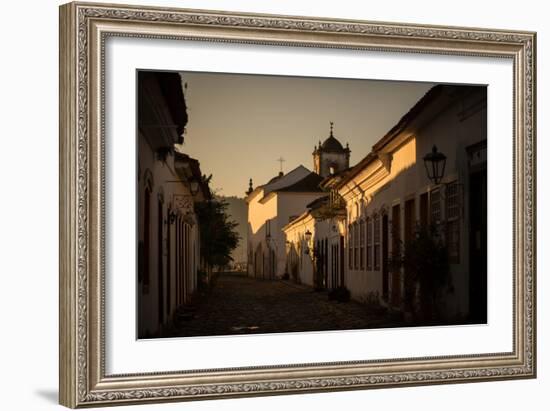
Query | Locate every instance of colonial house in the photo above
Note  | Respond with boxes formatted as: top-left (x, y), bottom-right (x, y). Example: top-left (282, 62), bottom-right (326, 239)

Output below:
top-left (246, 124), bottom-right (351, 281)
top-left (281, 172), bottom-right (348, 289)
top-left (336, 85), bottom-right (487, 322)
top-left (245, 165), bottom-right (325, 279)
top-left (279, 125), bottom-right (353, 288)
top-left (137, 71), bottom-right (211, 338)
top-left (281, 204), bottom-right (319, 287)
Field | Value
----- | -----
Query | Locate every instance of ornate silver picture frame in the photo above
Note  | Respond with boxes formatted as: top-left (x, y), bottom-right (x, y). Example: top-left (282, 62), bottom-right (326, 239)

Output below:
top-left (59, 2), bottom-right (536, 408)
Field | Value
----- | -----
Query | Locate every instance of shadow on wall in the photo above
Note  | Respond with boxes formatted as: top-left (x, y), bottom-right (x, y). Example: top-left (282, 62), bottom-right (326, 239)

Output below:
top-left (247, 219), bottom-right (284, 279)
top-left (34, 389), bottom-right (58, 404)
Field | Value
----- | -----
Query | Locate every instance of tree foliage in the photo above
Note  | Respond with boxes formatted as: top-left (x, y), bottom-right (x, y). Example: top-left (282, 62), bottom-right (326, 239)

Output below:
top-left (390, 223), bottom-right (451, 322)
top-left (194, 196), bottom-right (240, 270)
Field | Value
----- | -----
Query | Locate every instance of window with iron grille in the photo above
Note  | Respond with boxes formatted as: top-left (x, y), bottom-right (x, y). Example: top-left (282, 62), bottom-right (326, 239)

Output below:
top-left (353, 221), bottom-right (359, 270)
top-left (446, 181), bottom-right (461, 263)
top-left (430, 187), bottom-right (441, 224)
top-left (348, 224), bottom-right (353, 270)
top-left (351, 223), bottom-right (355, 270)
top-left (374, 214), bottom-right (381, 270)
top-left (366, 217), bottom-right (373, 270)
top-left (359, 219), bottom-right (365, 270)
top-left (446, 181), bottom-right (461, 220)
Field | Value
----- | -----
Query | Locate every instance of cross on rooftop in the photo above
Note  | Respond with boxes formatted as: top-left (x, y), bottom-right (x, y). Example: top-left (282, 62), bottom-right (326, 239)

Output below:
top-left (276, 156), bottom-right (286, 173)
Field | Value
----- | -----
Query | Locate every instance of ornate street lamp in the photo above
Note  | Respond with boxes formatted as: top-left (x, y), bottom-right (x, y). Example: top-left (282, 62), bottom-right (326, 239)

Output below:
top-left (189, 180), bottom-right (200, 196)
top-left (423, 145), bottom-right (447, 185)
top-left (167, 209), bottom-right (177, 225)
top-left (304, 230), bottom-right (312, 255)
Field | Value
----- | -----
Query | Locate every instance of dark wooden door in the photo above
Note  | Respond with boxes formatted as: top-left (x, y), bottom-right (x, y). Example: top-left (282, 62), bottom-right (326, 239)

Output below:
top-left (157, 200), bottom-right (164, 324)
top-left (403, 199), bottom-right (416, 307)
top-left (332, 243), bottom-right (338, 289)
top-left (391, 204), bottom-right (401, 305)
top-left (143, 188), bottom-right (151, 292)
top-left (339, 235), bottom-right (345, 287)
top-left (183, 224), bottom-right (188, 303)
top-left (166, 210), bottom-right (171, 316)
top-left (404, 198), bottom-right (415, 244)
top-left (382, 214), bottom-right (389, 301)
top-left (324, 239), bottom-right (328, 288)
top-left (420, 192), bottom-right (429, 229)
top-left (469, 169), bottom-right (488, 323)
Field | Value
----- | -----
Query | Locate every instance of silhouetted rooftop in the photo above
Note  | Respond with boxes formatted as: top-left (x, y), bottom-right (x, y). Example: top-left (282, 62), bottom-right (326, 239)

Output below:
top-left (174, 151), bottom-right (212, 200)
top-left (267, 172), bottom-right (285, 184)
top-left (336, 84), bottom-right (486, 188)
top-left (320, 135), bottom-right (345, 152)
top-left (276, 172), bottom-right (324, 193)
top-left (317, 122), bottom-right (349, 154)
top-left (138, 71), bottom-right (188, 139)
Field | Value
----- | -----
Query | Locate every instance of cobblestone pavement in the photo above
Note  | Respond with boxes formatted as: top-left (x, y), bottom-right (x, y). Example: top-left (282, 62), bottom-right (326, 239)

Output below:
top-left (166, 273), bottom-right (403, 338)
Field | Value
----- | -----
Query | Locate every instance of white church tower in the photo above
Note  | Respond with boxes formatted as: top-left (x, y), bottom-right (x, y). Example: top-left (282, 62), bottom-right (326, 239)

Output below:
top-left (312, 122), bottom-right (351, 177)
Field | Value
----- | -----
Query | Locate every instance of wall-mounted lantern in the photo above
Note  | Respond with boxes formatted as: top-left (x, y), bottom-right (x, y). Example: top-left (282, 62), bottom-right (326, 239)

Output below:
top-left (189, 180), bottom-right (200, 196)
top-left (304, 230), bottom-right (313, 255)
top-left (167, 209), bottom-right (177, 225)
top-left (423, 145), bottom-right (447, 185)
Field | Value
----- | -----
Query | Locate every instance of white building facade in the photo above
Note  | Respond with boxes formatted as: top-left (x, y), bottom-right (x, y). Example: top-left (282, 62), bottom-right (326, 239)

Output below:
top-left (246, 166), bottom-right (326, 280)
top-left (281, 126), bottom-right (351, 289)
top-left (337, 85), bottom-right (487, 321)
top-left (137, 71), bottom-right (210, 338)
top-left (282, 189), bottom-right (347, 289)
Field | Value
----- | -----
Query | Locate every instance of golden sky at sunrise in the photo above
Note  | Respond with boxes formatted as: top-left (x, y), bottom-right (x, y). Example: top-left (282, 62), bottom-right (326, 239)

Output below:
top-left (177, 71), bottom-right (434, 197)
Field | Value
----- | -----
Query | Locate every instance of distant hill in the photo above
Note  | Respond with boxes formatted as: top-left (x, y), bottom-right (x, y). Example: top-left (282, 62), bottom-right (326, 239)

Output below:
top-left (217, 195), bottom-right (248, 265)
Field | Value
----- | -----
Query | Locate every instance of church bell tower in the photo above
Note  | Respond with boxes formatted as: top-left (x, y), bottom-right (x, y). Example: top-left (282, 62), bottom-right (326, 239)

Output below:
top-left (312, 122), bottom-right (350, 178)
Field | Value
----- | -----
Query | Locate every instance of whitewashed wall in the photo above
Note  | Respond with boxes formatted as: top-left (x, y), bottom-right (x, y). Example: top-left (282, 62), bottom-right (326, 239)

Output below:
top-left (342, 90), bottom-right (486, 316)
top-left (3, 1), bottom-right (547, 410)
top-left (138, 137), bottom-right (200, 336)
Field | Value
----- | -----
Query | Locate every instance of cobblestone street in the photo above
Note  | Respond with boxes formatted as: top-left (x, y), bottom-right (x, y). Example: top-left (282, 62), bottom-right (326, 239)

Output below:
top-left (166, 273), bottom-right (402, 338)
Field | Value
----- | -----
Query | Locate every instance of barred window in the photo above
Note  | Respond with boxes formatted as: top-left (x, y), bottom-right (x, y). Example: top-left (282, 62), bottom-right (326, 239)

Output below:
top-left (354, 222), bottom-right (359, 269)
top-left (366, 217), bottom-right (373, 270)
top-left (359, 219), bottom-right (365, 270)
top-left (430, 188), bottom-right (441, 224)
top-left (348, 224), bottom-right (353, 270)
top-left (374, 214), bottom-right (381, 270)
top-left (351, 224), bottom-right (355, 270)
top-left (446, 181), bottom-right (461, 220)
top-left (446, 181), bottom-right (461, 263)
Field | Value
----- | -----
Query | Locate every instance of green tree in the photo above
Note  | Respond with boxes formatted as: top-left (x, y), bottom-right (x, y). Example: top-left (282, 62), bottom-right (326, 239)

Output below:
top-left (195, 196), bottom-right (240, 272)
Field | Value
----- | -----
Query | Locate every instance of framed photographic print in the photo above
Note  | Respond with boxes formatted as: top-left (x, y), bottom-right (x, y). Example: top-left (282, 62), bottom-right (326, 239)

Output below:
top-left (59, 1), bottom-right (537, 408)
